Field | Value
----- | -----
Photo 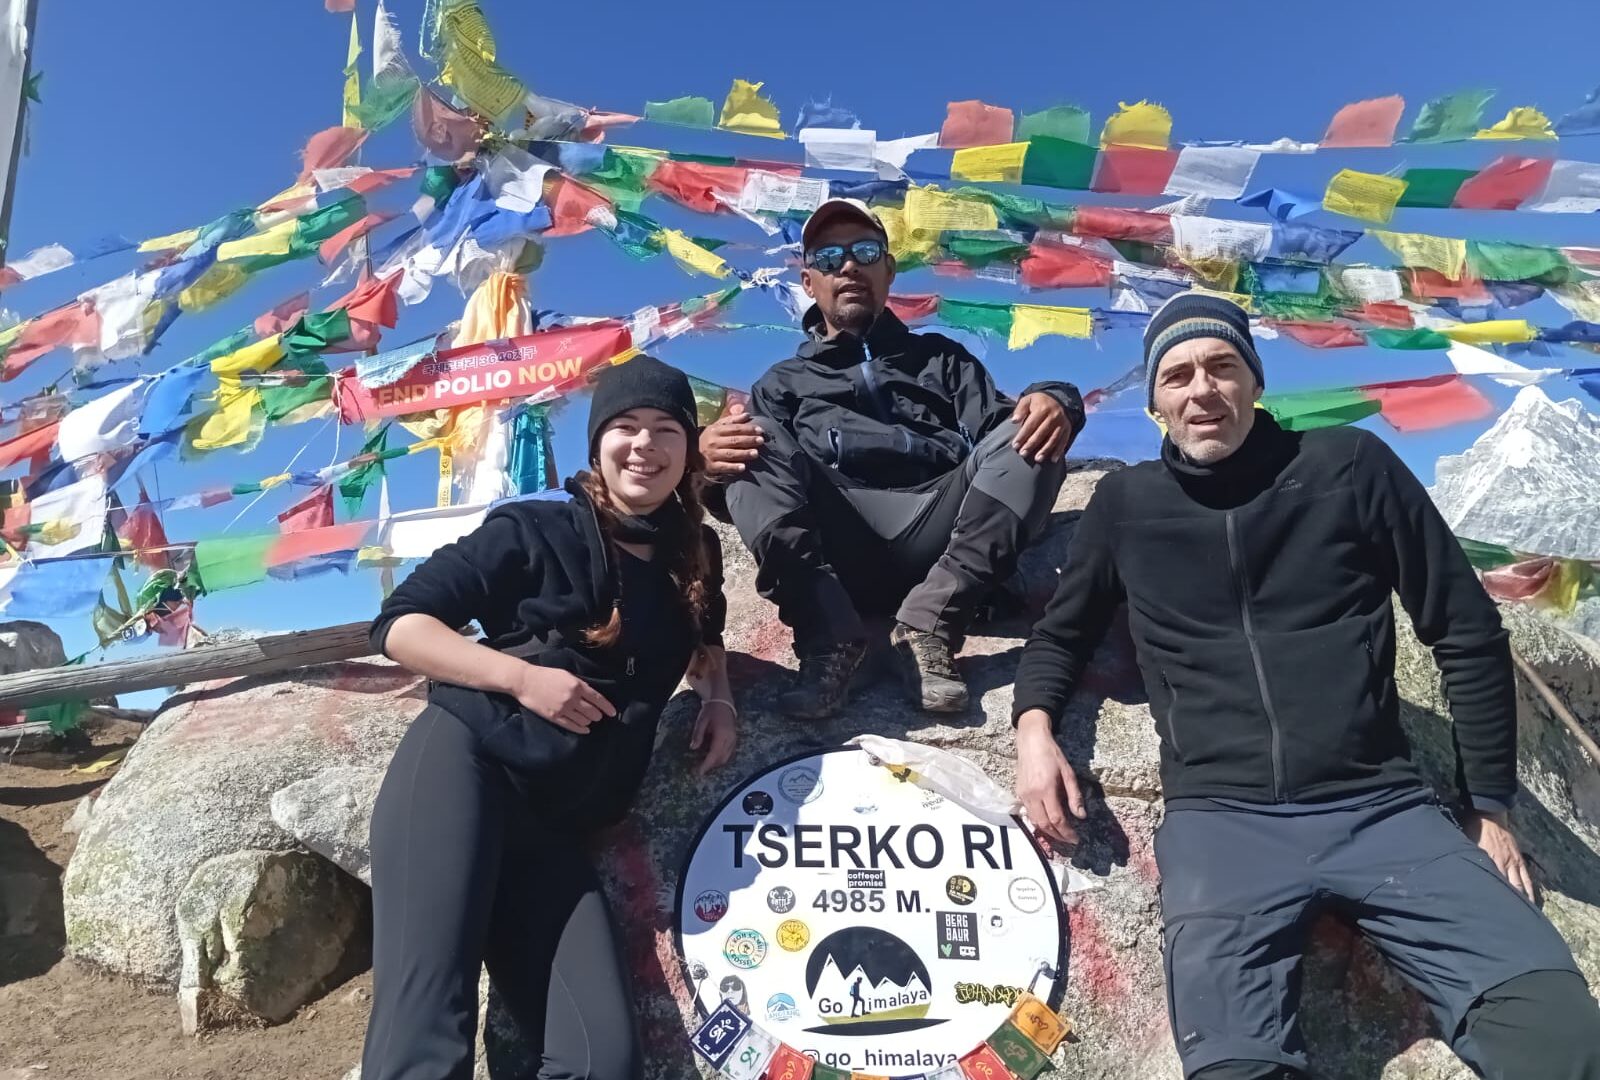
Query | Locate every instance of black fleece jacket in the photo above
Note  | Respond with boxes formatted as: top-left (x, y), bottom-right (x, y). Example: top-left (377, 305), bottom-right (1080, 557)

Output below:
top-left (749, 306), bottom-right (1085, 490)
top-left (1013, 413), bottom-right (1517, 807)
top-left (370, 477), bottom-right (725, 826)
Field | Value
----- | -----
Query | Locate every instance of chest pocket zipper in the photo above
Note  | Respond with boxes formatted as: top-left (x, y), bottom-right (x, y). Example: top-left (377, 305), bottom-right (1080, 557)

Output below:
top-left (626, 656), bottom-right (636, 677)
top-left (1161, 672), bottom-right (1183, 758)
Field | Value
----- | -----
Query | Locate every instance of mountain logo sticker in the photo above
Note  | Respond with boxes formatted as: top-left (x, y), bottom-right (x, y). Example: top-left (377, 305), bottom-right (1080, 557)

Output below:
top-left (803, 926), bottom-right (943, 1035)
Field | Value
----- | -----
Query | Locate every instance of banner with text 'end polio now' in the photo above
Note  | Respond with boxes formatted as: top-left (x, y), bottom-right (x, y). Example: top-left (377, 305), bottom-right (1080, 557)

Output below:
top-left (335, 322), bottom-right (632, 421)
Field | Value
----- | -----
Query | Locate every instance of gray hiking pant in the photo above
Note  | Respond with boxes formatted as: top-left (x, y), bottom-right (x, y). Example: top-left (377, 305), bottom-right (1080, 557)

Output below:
top-left (1158, 793), bottom-right (1599, 1078)
top-left (724, 416), bottom-right (1066, 654)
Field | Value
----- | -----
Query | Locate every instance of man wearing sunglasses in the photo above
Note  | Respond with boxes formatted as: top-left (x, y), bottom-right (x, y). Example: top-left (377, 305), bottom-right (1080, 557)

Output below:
top-left (701, 198), bottom-right (1085, 718)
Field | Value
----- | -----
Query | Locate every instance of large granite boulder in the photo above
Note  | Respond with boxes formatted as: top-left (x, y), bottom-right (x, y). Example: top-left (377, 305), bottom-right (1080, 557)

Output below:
top-left (61, 661), bottom-right (419, 991)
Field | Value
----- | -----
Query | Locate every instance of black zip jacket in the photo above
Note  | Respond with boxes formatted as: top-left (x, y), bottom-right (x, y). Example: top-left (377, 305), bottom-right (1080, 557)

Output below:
top-left (749, 307), bottom-right (1086, 490)
top-left (1012, 413), bottom-right (1517, 806)
top-left (370, 476), bottom-right (725, 827)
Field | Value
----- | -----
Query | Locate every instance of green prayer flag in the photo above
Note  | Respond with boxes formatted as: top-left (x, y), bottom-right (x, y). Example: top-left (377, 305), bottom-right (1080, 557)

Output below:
top-left (292, 195), bottom-right (368, 252)
top-left (27, 697), bottom-right (88, 735)
top-left (809, 1066), bottom-right (849, 1080)
top-left (1466, 241), bottom-right (1572, 286)
top-left (987, 1020), bottom-right (1052, 1076)
top-left (1017, 104), bottom-right (1092, 145)
top-left (194, 329), bottom-right (254, 367)
top-left (1021, 136), bottom-right (1098, 190)
top-left (192, 534), bottom-right (277, 594)
top-left (1405, 89), bottom-right (1495, 143)
top-left (670, 151), bottom-right (738, 166)
top-left (352, 75), bottom-right (420, 132)
top-left (1108, 239), bottom-right (1165, 267)
top-left (602, 209), bottom-right (665, 260)
top-left (945, 234), bottom-right (1029, 267)
top-left (1457, 536), bottom-right (1518, 570)
top-left (284, 309), bottom-right (352, 357)
top-left (340, 426), bottom-right (390, 517)
top-left (1366, 327), bottom-right (1451, 350)
top-left (1254, 285), bottom-right (1340, 322)
top-left (1264, 389), bottom-right (1382, 431)
top-left (588, 150), bottom-right (659, 212)
top-left (421, 165), bottom-right (461, 203)
top-left (22, 71), bottom-right (41, 104)
top-left (644, 96), bottom-right (716, 129)
top-left (261, 359), bottom-right (333, 422)
top-left (937, 298), bottom-right (1014, 337)
top-left (1397, 168), bottom-right (1476, 208)
top-left (231, 481), bottom-right (264, 496)
top-left (689, 376), bottom-right (728, 427)
top-left (952, 185), bottom-right (1063, 229)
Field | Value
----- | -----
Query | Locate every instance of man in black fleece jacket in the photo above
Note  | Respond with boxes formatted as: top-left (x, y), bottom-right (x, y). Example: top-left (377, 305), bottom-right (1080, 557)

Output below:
top-left (1012, 292), bottom-right (1600, 1079)
top-left (701, 197), bottom-right (1085, 718)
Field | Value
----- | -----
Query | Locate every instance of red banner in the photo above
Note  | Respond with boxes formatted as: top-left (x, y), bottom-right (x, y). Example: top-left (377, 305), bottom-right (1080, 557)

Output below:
top-left (336, 322), bottom-right (631, 422)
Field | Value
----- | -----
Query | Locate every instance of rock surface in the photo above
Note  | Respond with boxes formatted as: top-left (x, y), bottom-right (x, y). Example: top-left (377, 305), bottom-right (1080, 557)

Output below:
top-left (270, 767), bottom-right (386, 885)
top-left (61, 459), bottom-right (1600, 1080)
top-left (176, 849), bottom-right (369, 1032)
top-left (61, 661), bottom-right (419, 987)
top-left (0, 619), bottom-right (67, 676)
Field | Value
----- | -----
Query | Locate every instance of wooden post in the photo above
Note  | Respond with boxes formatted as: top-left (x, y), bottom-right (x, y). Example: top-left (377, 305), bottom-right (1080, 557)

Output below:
top-left (0, 622), bottom-right (376, 709)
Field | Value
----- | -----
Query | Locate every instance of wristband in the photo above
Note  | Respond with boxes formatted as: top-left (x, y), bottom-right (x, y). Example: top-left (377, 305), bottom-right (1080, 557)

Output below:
top-left (702, 697), bottom-right (738, 719)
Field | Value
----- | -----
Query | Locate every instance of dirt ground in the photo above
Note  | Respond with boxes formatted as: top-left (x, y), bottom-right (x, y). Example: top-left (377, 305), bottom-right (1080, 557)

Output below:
top-left (0, 728), bottom-right (371, 1080)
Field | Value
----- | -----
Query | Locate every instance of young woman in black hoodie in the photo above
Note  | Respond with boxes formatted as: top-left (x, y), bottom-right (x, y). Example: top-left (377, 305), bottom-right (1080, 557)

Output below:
top-left (359, 356), bottom-right (736, 1080)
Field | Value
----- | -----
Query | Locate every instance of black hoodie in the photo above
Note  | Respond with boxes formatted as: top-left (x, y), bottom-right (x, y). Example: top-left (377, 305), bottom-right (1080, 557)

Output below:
top-left (370, 476), bottom-right (725, 826)
top-left (1012, 413), bottom-right (1516, 808)
top-left (749, 307), bottom-right (1085, 490)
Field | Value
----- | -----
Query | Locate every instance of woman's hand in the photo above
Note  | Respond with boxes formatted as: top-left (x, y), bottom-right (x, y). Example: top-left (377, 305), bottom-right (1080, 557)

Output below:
top-left (510, 663), bottom-right (617, 735)
top-left (692, 699), bottom-right (738, 776)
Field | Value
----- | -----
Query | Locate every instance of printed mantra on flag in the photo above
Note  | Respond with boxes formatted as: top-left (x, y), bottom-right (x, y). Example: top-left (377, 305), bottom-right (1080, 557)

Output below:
top-left (677, 747), bottom-right (1065, 1074)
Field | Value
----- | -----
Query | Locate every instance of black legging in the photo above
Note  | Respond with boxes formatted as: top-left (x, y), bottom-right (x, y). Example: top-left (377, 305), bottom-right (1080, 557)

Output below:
top-left (360, 705), bottom-right (643, 1080)
top-left (1193, 970), bottom-right (1600, 1079)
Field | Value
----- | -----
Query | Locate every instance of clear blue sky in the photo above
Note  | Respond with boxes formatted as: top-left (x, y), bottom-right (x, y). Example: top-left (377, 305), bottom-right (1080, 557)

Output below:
top-left (6, 0), bottom-right (1600, 689)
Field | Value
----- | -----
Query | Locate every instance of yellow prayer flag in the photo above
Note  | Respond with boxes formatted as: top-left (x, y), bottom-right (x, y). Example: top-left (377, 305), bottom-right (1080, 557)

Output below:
top-left (0, 322), bottom-right (25, 354)
top-left (137, 226), bottom-right (200, 254)
top-left (1008, 304), bottom-right (1092, 349)
top-left (342, 11), bottom-right (363, 128)
top-left (190, 385), bottom-right (263, 452)
top-left (1192, 288), bottom-right (1255, 312)
top-left (1100, 100), bottom-right (1172, 149)
top-left (1553, 280), bottom-right (1600, 322)
top-left (659, 230), bottom-right (731, 279)
top-left (1441, 319), bottom-right (1538, 345)
top-left (1474, 106), bottom-right (1556, 141)
top-left (903, 186), bottom-right (999, 233)
top-left (718, 78), bottom-right (785, 139)
top-left (950, 142), bottom-right (1030, 184)
top-left (217, 220), bottom-right (297, 262)
top-left (1322, 169), bottom-right (1408, 224)
top-left (438, 2), bottom-right (524, 119)
top-left (179, 263), bottom-right (251, 314)
top-left (211, 335), bottom-right (285, 380)
top-left (259, 473), bottom-right (291, 491)
top-left (1371, 230), bottom-right (1469, 280)
top-left (874, 206), bottom-right (940, 262)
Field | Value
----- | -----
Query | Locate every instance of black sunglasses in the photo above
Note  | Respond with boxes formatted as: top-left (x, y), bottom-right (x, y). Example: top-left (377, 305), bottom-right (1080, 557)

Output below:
top-left (804, 238), bottom-right (887, 274)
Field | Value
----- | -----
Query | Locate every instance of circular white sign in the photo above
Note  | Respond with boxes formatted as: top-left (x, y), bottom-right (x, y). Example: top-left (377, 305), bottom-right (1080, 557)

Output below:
top-left (678, 747), bottom-right (1065, 1076)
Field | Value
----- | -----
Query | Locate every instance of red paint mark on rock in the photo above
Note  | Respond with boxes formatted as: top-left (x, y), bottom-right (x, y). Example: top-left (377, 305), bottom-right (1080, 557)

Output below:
top-left (1067, 902), bottom-right (1133, 1008)
top-left (604, 820), bottom-right (696, 1054)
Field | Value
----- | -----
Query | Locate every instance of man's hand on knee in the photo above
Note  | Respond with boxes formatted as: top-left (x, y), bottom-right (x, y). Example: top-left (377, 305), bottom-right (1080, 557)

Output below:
top-left (700, 401), bottom-right (765, 480)
top-left (1011, 392), bottom-right (1076, 464)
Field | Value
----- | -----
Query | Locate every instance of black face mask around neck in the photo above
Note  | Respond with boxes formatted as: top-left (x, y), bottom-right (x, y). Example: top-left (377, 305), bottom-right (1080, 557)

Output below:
top-left (608, 495), bottom-right (685, 545)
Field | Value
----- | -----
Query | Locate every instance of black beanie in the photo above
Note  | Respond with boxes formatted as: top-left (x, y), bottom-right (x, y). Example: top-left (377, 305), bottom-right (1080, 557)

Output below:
top-left (1143, 292), bottom-right (1264, 410)
top-left (586, 354), bottom-right (700, 459)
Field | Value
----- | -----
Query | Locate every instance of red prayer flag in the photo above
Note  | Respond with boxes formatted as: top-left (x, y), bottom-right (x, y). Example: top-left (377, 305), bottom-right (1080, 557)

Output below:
top-left (332, 270), bottom-right (403, 328)
top-left (148, 601), bottom-right (192, 647)
top-left (255, 292), bottom-right (313, 338)
top-left (1357, 302), bottom-right (1414, 328)
top-left (267, 521), bottom-right (372, 568)
top-left (0, 421), bottom-right (59, 468)
top-left (5, 301), bottom-right (101, 378)
top-left (277, 485), bottom-right (335, 533)
top-left (765, 1045), bottom-right (815, 1080)
top-left (581, 110), bottom-right (640, 140)
top-left (646, 160), bottom-right (749, 215)
top-left (325, 0), bottom-right (355, 11)
top-left (121, 487), bottom-right (171, 570)
top-left (1452, 156), bottom-right (1556, 211)
top-left (939, 99), bottom-right (1015, 148)
top-left (1021, 241), bottom-right (1113, 288)
top-left (320, 211), bottom-right (399, 264)
top-left (1366, 374), bottom-right (1494, 432)
top-left (298, 126), bottom-right (369, 184)
top-left (1321, 95), bottom-right (1406, 148)
top-left (1092, 146), bottom-right (1180, 195)
top-left (545, 175), bottom-right (612, 237)
top-left (1271, 321), bottom-right (1365, 348)
top-left (413, 88), bottom-right (481, 162)
top-left (1, 501), bottom-right (30, 548)
top-left (887, 294), bottom-right (941, 322)
top-left (1483, 557), bottom-right (1557, 602)
top-left (1407, 270), bottom-right (1491, 303)
top-left (347, 167), bottom-right (419, 196)
top-left (958, 1044), bottom-right (1012, 1079)
top-left (1071, 206), bottom-right (1174, 245)
top-left (0, 267), bottom-right (22, 290)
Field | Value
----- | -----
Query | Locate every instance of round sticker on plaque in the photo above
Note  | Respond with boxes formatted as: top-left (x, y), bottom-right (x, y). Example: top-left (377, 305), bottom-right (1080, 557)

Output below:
top-left (677, 747), bottom-right (1065, 1076)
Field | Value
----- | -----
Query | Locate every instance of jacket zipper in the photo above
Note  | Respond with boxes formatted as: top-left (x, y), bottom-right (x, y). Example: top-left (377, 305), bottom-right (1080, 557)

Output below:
top-left (1160, 672), bottom-right (1183, 757)
top-left (1226, 511), bottom-right (1285, 802)
top-left (857, 341), bottom-right (894, 425)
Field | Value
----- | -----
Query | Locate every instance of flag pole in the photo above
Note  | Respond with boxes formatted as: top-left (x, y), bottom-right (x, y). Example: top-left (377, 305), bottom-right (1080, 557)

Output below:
top-left (0, 0), bottom-right (39, 268)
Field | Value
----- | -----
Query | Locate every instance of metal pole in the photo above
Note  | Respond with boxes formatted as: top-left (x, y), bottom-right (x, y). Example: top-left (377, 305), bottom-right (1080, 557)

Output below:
top-left (0, 0), bottom-right (39, 267)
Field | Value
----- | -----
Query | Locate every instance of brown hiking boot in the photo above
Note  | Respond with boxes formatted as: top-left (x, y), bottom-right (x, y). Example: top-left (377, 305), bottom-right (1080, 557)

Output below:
top-left (890, 622), bottom-right (969, 713)
top-left (777, 641), bottom-right (868, 720)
